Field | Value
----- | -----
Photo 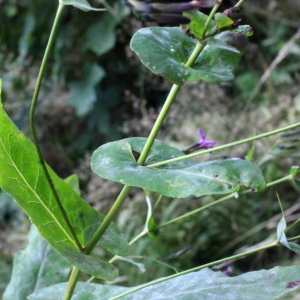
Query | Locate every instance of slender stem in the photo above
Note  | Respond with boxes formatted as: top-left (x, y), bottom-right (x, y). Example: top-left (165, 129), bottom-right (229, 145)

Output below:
top-left (185, 41), bottom-right (205, 67)
top-left (137, 84), bottom-right (181, 165)
top-left (202, 0), bottom-right (223, 38)
top-left (286, 212), bottom-right (300, 234)
top-left (288, 235), bottom-right (300, 242)
top-left (156, 193), bottom-right (235, 230)
top-left (235, 0), bottom-right (248, 8)
top-left (86, 230), bottom-right (148, 283)
top-left (110, 241), bottom-right (278, 300)
top-left (147, 122), bottom-right (300, 168)
top-left (29, 3), bottom-right (82, 251)
top-left (85, 185), bottom-right (132, 253)
top-left (155, 174), bottom-right (293, 230)
top-left (63, 267), bottom-right (81, 300)
top-left (137, 42), bottom-right (206, 166)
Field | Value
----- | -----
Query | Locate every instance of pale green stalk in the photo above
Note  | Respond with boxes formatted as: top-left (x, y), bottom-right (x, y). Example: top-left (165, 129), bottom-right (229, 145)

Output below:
top-left (155, 173), bottom-right (294, 230)
top-left (201, 0), bottom-right (222, 38)
top-left (147, 122), bottom-right (300, 168)
top-left (235, 0), bottom-right (248, 8)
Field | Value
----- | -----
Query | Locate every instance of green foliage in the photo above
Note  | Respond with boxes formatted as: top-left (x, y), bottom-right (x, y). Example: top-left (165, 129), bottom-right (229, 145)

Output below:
top-left (130, 26), bottom-right (246, 85)
top-left (28, 266), bottom-right (300, 300)
top-left (0, 91), bottom-right (129, 279)
top-left (1, 0), bottom-right (300, 299)
top-left (91, 137), bottom-right (265, 197)
top-left (3, 225), bottom-right (71, 300)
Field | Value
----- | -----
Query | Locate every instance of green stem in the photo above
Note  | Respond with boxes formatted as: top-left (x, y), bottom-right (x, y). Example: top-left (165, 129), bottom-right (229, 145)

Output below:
top-left (202, 0), bottom-right (223, 38)
top-left (85, 185), bottom-right (132, 253)
top-left (137, 38), bottom-right (206, 166)
top-left (155, 174), bottom-right (293, 231)
top-left (147, 122), bottom-right (300, 168)
top-left (63, 267), bottom-right (81, 300)
top-left (29, 3), bottom-right (82, 251)
top-left (185, 41), bottom-right (206, 67)
top-left (288, 235), bottom-right (300, 242)
top-left (110, 241), bottom-right (278, 300)
top-left (156, 193), bottom-right (234, 230)
top-left (137, 84), bottom-right (181, 165)
top-left (87, 230), bottom-right (149, 283)
top-left (235, 0), bottom-right (248, 8)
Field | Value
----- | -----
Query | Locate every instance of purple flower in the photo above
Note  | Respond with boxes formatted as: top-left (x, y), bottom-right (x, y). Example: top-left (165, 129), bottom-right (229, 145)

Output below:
top-left (198, 128), bottom-right (215, 149)
top-left (182, 128), bottom-right (215, 154)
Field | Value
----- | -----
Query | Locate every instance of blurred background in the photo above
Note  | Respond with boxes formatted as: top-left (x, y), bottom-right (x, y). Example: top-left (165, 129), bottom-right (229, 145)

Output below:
top-left (0, 0), bottom-right (300, 297)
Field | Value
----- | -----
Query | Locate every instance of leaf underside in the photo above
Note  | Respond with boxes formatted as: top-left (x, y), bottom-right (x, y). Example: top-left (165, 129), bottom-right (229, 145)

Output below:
top-left (28, 266), bottom-right (300, 300)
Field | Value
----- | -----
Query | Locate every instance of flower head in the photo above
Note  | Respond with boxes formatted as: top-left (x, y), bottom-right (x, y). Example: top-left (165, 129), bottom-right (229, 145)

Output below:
top-left (182, 128), bottom-right (215, 154)
top-left (197, 128), bottom-right (215, 149)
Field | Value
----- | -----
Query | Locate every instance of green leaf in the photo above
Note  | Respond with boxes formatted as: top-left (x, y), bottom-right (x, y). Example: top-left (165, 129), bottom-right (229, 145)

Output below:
top-left (63, 174), bottom-right (130, 257)
top-left (61, 0), bottom-right (106, 11)
top-left (277, 213), bottom-right (300, 254)
top-left (246, 145), bottom-right (255, 162)
top-left (68, 63), bottom-right (105, 116)
top-left (3, 225), bottom-right (71, 300)
top-left (130, 27), bottom-right (245, 85)
top-left (28, 282), bottom-right (127, 300)
top-left (83, 3), bottom-right (129, 56)
top-left (64, 174), bottom-right (81, 195)
top-left (28, 266), bottom-right (300, 300)
top-left (0, 98), bottom-right (129, 278)
top-left (206, 37), bottom-right (240, 53)
top-left (291, 166), bottom-right (300, 190)
top-left (214, 12), bottom-right (234, 29)
top-left (290, 166), bottom-right (299, 177)
top-left (182, 10), bottom-right (215, 39)
top-left (91, 138), bottom-right (265, 198)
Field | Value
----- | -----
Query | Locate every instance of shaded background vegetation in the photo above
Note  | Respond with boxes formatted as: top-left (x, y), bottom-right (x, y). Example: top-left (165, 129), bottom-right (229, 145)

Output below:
top-left (0, 0), bottom-right (300, 297)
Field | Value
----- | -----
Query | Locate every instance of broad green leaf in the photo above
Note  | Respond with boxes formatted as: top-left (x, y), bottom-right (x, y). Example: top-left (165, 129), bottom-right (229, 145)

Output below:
top-left (3, 225), bottom-right (71, 300)
top-left (28, 266), bottom-right (300, 300)
top-left (61, 0), bottom-right (106, 11)
top-left (0, 92), bottom-right (129, 278)
top-left (68, 63), bottom-right (105, 116)
top-left (91, 138), bottom-right (265, 198)
top-left (130, 27), bottom-right (245, 85)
